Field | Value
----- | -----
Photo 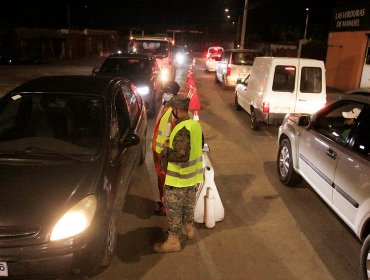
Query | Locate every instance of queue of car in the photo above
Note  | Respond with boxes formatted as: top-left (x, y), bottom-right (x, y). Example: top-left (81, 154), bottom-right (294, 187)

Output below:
top-left (205, 46), bottom-right (370, 279)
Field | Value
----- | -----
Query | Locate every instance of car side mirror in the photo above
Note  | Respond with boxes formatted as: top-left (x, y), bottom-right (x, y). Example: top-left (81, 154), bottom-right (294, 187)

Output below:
top-left (298, 115), bottom-right (311, 127)
top-left (92, 67), bottom-right (99, 75)
top-left (122, 133), bottom-right (140, 147)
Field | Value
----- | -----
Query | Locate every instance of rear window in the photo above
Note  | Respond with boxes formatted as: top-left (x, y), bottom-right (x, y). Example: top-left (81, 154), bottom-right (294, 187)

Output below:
top-left (208, 48), bottom-right (223, 55)
top-left (300, 67), bottom-right (322, 93)
top-left (272, 65), bottom-right (296, 92)
top-left (231, 52), bottom-right (260, 66)
top-left (99, 58), bottom-right (150, 75)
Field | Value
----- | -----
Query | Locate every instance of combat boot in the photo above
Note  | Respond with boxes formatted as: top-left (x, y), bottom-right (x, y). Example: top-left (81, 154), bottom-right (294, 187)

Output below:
top-left (153, 233), bottom-right (181, 253)
top-left (184, 223), bottom-right (194, 240)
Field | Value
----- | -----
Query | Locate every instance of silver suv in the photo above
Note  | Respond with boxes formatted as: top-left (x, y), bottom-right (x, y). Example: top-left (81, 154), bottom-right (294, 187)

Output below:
top-left (276, 89), bottom-right (370, 279)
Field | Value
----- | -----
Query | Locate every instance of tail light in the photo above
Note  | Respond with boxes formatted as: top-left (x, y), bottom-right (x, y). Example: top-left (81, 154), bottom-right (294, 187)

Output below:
top-left (262, 100), bottom-right (270, 113)
top-left (226, 64), bottom-right (231, 77)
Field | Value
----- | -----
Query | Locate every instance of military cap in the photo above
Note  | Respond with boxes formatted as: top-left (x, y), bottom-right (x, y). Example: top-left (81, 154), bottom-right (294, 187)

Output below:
top-left (168, 95), bottom-right (190, 111)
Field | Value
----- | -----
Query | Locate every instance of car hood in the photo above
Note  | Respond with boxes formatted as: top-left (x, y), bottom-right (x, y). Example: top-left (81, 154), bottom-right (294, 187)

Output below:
top-left (0, 159), bottom-right (104, 229)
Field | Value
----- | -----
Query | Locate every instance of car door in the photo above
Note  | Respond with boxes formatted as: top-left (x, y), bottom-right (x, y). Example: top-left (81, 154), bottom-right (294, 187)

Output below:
top-left (295, 60), bottom-right (326, 114)
top-left (297, 101), bottom-right (361, 205)
top-left (332, 106), bottom-right (370, 231)
top-left (237, 76), bottom-right (249, 111)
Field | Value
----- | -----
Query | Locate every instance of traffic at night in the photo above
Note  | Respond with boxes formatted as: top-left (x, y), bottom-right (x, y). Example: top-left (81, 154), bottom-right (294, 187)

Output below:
top-left (0, 1), bottom-right (370, 279)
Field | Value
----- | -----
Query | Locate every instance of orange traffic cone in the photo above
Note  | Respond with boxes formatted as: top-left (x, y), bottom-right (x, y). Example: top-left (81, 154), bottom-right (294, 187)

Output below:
top-left (186, 73), bottom-right (194, 89)
top-left (189, 87), bottom-right (200, 111)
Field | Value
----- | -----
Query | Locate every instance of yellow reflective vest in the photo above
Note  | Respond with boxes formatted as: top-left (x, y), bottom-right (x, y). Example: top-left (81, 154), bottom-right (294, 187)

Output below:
top-left (165, 119), bottom-right (204, 187)
top-left (154, 107), bottom-right (174, 154)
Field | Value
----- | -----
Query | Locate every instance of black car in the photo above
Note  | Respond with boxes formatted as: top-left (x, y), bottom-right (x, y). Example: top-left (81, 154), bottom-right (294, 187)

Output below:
top-left (93, 53), bottom-right (162, 117)
top-left (0, 75), bottom-right (147, 278)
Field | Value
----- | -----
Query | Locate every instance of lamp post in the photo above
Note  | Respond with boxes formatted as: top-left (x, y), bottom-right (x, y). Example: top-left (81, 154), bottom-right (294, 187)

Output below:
top-left (240, 0), bottom-right (249, 49)
top-left (304, 8), bottom-right (309, 39)
top-left (297, 7), bottom-right (310, 58)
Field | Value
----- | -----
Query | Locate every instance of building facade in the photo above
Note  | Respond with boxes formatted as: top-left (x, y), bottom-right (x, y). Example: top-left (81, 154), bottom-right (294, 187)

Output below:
top-left (326, 2), bottom-right (370, 90)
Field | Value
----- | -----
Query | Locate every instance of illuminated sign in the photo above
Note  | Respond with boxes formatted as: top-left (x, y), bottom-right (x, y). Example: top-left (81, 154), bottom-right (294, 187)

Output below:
top-left (330, 3), bottom-right (370, 32)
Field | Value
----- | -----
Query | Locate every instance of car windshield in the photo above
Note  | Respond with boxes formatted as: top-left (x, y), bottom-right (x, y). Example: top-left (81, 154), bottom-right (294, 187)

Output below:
top-left (99, 57), bottom-right (151, 76)
top-left (129, 40), bottom-right (170, 58)
top-left (0, 93), bottom-right (105, 158)
top-left (232, 52), bottom-right (261, 65)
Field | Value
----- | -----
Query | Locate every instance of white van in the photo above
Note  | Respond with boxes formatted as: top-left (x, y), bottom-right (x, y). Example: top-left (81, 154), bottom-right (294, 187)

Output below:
top-left (234, 57), bottom-right (327, 130)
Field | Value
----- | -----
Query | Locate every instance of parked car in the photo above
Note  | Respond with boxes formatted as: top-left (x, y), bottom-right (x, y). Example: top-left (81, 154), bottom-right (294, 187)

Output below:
top-left (276, 89), bottom-right (370, 279)
top-left (92, 53), bottom-right (161, 117)
top-left (205, 54), bottom-right (221, 72)
top-left (234, 57), bottom-right (327, 130)
top-left (0, 75), bottom-right (147, 279)
top-left (215, 48), bottom-right (262, 89)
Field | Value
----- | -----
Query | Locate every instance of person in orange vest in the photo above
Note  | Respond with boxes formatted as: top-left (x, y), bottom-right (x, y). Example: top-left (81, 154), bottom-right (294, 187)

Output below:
top-left (152, 81), bottom-right (180, 215)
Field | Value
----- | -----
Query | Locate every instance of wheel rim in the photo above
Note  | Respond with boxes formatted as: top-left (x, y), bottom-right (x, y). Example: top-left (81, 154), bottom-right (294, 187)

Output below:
top-left (367, 250), bottom-right (370, 279)
top-left (279, 146), bottom-right (290, 178)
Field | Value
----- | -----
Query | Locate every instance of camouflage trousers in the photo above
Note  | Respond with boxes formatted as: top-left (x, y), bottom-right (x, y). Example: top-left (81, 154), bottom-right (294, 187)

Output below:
top-left (164, 185), bottom-right (196, 236)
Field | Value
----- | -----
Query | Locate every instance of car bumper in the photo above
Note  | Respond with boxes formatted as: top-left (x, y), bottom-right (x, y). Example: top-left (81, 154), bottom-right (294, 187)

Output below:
top-left (256, 110), bottom-right (286, 125)
top-left (0, 228), bottom-right (105, 278)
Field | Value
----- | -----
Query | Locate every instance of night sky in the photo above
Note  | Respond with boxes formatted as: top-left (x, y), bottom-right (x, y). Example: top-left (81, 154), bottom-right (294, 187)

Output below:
top-left (0, 0), bottom-right (352, 41)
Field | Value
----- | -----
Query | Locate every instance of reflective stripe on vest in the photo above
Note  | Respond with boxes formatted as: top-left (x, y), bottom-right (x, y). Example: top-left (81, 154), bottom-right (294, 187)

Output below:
top-left (155, 108), bottom-right (173, 153)
top-left (165, 119), bottom-right (204, 187)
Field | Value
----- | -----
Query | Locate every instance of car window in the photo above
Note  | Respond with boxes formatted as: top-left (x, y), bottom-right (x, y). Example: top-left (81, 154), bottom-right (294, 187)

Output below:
top-left (122, 85), bottom-right (140, 127)
top-left (231, 52), bottom-right (260, 66)
top-left (272, 65), bottom-right (296, 92)
top-left (314, 101), bottom-right (365, 146)
top-left (221, 52), bottom-right (230, 63)
top-left (352, 108), bottom-right (370, 160)
top-left (300, 67), bottom-right (322, 93)
top-left (0, 93), bottom-right (105, 154)
top-left (99, 57), bottom-right (150, 75)
top-left (129, 40), bottom-right (170, 57)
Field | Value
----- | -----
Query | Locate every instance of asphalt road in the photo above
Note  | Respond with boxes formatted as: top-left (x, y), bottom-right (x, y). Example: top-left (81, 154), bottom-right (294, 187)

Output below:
top-left (0, 59), bottom-right (359, 280)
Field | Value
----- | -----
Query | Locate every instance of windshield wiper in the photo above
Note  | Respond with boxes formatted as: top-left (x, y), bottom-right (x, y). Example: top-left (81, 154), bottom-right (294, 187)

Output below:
top-left (24, 146), bottom-right (91, 162)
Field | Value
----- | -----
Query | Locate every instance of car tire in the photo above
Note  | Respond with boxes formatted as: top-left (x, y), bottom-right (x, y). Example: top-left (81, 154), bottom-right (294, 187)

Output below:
top-left (235, 93), bottom-right (242, 111)
top-left (100, 211), bottom-right (117, 267)
top-left (361, 234), bottom-right (370, 280)
top-left (277, 138), bottom-right (302, 187)
top-left (250, 108), bottom-right (260, 131)
top-left (139, 135), bottom-right (146, 165)
top-left (215, 72), bottom-right (219, 83)
top-left (222, 76), bottom-right (228, 90)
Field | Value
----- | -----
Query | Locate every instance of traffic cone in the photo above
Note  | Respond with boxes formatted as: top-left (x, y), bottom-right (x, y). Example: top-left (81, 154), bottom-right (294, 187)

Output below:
top-left (189, 87), bottom-right (200, 111)
top-left (186, 73), bottom-right (194, 89)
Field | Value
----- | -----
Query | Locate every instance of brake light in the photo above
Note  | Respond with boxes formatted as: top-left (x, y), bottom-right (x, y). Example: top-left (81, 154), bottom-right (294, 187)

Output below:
top-left (262, 101), bottom-right (270, 113)
top-left (226, 64), bottom-right (231, 76)
top-left (284, 66), bottom-right (296, 72)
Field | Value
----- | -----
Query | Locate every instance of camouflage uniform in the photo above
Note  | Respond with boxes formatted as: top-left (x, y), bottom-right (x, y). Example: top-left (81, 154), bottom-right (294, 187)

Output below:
top-left (161, 116), bottom-right (194, 235)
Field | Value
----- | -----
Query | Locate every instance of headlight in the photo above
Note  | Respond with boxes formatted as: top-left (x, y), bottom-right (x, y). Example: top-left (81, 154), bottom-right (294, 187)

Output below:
top-left (160, 68), bottom-right (170, 83)
top-left (50, 195), bottom-right (97, 241)
top-left (176, 53), bottom-right (185, 64)
top-left (137, 86), bottom-right (150, 95)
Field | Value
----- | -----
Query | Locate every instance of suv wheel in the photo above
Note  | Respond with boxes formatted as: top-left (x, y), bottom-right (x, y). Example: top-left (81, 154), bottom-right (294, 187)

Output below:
top-left (361, 234), bottom-right (370, 279)
top-left (222, 76), bottom-right (228, 90)
top-left (100, 211), bottom-right (117, 267)
top-left (250, 108), bottom-right (260, 131)
top-left (235, 93), bottom-right (242, 110)
top-left (215, 72), bottom-right (219, 83)
top-left (277, 138), bottom-right (302, 186)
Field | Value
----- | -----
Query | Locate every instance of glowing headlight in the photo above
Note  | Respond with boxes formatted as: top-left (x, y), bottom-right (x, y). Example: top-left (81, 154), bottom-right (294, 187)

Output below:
top-left (160, 68), bottom-right (170, 83)
top-left (176, 53), bottom-right (185, 64)
top-left (137, 86), bottom-right (150, 95)
top-left (50, 195), bottom-right (97, 241)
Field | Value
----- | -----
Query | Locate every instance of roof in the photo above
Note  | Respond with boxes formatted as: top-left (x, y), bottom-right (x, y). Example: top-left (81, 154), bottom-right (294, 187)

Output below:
top-left (342, 89), bottom-right (370, 104)
top-left (9, 75), bottom-right (125, 96)
top-left (130, 36), bottom-right (173, 42)
top-left (108, 53), bottom-right (153, 60)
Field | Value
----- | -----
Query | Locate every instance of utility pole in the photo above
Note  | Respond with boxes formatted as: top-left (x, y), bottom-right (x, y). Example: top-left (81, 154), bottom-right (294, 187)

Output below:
top-left (298, 8), bottom-right (310, 58)
top-left (240, 0), bottom-right (248, 49)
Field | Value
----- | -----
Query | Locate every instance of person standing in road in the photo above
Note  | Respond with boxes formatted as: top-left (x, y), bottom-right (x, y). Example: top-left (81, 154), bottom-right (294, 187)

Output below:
top-left (151, 81), bottom-right (180, 216)
top-left (154, 95), bottom-right (204, 253)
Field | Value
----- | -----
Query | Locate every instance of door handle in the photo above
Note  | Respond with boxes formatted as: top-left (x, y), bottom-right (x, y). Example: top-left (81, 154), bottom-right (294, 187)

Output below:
top-left (326, 149), bottom-right (337, 159)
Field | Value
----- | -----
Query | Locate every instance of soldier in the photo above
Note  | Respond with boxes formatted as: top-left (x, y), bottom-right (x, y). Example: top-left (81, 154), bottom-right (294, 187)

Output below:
top-left (151, 81), bottom-right (180, 216)
top-left (154, 95), bottom-right (204, 253)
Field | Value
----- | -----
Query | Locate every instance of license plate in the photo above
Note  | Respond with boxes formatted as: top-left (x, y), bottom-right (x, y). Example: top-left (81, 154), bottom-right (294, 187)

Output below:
top-left (0, 262), bottom-right (8, 277)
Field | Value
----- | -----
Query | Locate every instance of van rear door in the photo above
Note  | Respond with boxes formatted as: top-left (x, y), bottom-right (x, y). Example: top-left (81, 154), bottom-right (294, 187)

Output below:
top-left (267, 62), bottom-right (298, 114)
top-left (294, 60), bottom-right (326, 114)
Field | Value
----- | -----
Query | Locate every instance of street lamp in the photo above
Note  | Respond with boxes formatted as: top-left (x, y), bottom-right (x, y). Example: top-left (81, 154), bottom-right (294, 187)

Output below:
top-left (240, 0), bottom-right (249, 49)
top-left (304, 8), bottom-right (310, 39)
